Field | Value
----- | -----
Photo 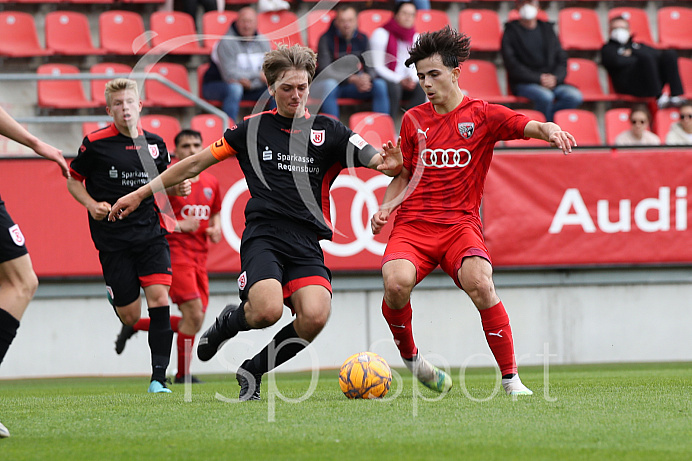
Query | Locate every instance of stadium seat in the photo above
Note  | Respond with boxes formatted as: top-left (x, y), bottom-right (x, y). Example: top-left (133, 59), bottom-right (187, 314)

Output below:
top-left (565, 58), bottom-right (615, 102)
top-left (257, 11), bottom-right (304, 48)
top-left (121, 0), bottom-right (164, 4)
top-left (201, 11), bottom-right (238, 51)
top-left (507, 8), bottom-right (549, 22)
top-left (678, 57), bottom-right (692, 99)
top-left (415, 10), bottom-right (448, 35)
top-left (140, 115), bottom-right (181, 152)
top-left (82, 121), bottom-right (110, 138)
top-left (306, 9), bottom-right (335, 52)
top-left (459, 60), bottom-right (521, 104)
top-left (0, 12), bottom-right (52, 57)
top-left (150, 11), bottom-right (206, 54)
top-left (504, 109), bottom-right (547, 147)
top-left (348, 112), bottom-right (396, 149)
top-left (45, 11), bottom-right (105, 56)
top-left (90, 63), bottom-right (133, 106)
top-left (553, 109), bottom-right (602, 145)
top-left (608, 8), bottom-right (655, 48)
top-left (66, 0), bottom-right (113, 4)
top-left (654, 108), bottom-right (679, 140)
top-left (37, 64), bottom-right (99, 109)
top-left (190, 114), bottom-right (229, 148)
top-left (357, 10), bottom-right (392, 38)
top-left (558, 8), bottom-right (603, 51)
top-left (144, 63), bottom-right (195, 107)
top-left (604, 108), bottom-right (632, 145)
top-left (657, 7), bottom-right (692, 50)
top-left (458, 9), bottom-right (501, 52)
top-left (99, 11), bottom-right (150, 55)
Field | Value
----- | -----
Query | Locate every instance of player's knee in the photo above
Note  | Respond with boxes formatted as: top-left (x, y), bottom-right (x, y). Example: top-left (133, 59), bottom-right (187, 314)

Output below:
top-left (383, 273), bottom-right (413, 304)
top-left (465, 276), bottom-right (496, 304)
top-left (187, 309), bottom-right (205, 332)
top-left (249, 302), bottom-right (283, 328)
top-left (119, 310), bottom-right (141, 326)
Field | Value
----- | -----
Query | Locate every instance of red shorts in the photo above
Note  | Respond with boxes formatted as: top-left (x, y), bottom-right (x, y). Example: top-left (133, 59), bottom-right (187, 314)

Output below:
top-left (382, 219), bottom-right (491, 289)
top-left (169, 261), bottom-right (209, 312)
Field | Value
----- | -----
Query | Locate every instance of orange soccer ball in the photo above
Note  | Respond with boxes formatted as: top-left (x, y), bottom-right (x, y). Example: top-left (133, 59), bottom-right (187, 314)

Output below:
top-left (338, 352), bottom-right (392, 399)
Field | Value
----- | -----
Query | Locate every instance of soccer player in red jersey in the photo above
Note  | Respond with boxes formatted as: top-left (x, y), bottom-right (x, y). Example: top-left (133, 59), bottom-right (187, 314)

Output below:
top-left (108, 45), bottom-right (402, 401)
top-left (371, 27), bottom-right (577, 396)
top-left (115, 129), bottom-right (222, 384)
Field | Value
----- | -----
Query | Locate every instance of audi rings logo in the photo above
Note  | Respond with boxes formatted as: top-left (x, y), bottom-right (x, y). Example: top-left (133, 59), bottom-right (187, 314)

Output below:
top-left (220, 175), bottom-right (390, 257)
top-left (181, 204), bottom-right (211, 220)
top-left (420, 148), bottom-right (472, 168)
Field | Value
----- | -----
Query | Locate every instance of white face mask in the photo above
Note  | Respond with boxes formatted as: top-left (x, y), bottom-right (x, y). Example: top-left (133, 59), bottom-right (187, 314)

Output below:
top-left (519, 4), bottom-right (538, 21)
top-left (611, 28), bottom-right (630, 45)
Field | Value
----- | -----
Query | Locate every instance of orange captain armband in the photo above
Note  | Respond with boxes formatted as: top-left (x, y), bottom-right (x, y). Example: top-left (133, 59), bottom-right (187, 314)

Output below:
top-left (210, 136), bottom-right (237, 161)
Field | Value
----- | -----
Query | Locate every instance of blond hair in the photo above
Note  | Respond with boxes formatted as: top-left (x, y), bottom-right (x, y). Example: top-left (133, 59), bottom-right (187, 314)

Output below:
top-left (262, 44), bottom-right (317, 88)
top-left (104, 78), bottom-right (139, 106)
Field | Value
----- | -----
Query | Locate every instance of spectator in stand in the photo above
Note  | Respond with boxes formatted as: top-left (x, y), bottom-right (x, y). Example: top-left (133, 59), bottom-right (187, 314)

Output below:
top-left (501, 0), bottom-right (582, 122)
top-left (311, 4), bottom-right (389, 119)
top-left (665, 103), bottom-right (692, 145)
top-left (161, 0), bottom-right (223, 20)
top-left (614, 105), bottom-right (660, 146)
top-left (396, 0), bottom-right (429, 11)
top-left (602, 16), bottom-right (685, 109)
top-left (202, 7), bottom-right (275, 121)
top-left (371, 1), bottom-right (427, 119)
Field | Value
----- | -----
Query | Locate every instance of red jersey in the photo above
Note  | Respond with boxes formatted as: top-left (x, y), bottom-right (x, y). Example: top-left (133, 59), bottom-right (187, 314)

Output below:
top-left (396, 97), bottom-right (530, 226)
top-left (166, 171), bottom-right (221, 262)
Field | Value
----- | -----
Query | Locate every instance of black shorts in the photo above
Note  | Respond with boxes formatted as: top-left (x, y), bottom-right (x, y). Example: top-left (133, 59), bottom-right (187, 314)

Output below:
top-left (0, 195), bottom-right (29, 264)
top-left (238, 221), bottom-right (332, 305)
top-left (99, 239), bottom-right (172, 307)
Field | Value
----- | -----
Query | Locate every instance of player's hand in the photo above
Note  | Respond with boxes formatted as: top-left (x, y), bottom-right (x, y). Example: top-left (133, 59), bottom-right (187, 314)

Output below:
top-left (371, 209), bottom-right (390, 235)
top-left (206, 225), bottom-right (222, 243)
top-left (108, 192), bottom-right (142, 222)
top-left (88, 201), bottom-right (112, 221)
top-left (378, 137), bottom-right (403, 176)
top-left (173, 179), bottom-right (192, 197)
top-left (549, 130), bottom-right (577, 155)
top-left (35, 141), bottom-right (70, 178)
top-left (178, 218), bottom-right (200, 233)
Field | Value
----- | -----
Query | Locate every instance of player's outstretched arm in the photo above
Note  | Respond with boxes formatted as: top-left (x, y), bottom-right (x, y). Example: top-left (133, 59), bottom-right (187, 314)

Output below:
top-left (371, 167), bottom-right (411, 235)
top-left (0, 107), bottom-right (69, 178)
top-left (368, 137), bottom-right (403, 177)
top-left (524, 120), bottom-right (577, 155)
top-left (108, 147), bottom-right (219, 222)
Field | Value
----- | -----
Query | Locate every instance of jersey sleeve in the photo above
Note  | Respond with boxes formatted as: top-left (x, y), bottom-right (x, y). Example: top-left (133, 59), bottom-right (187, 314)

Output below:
top-left (486, 103), bottom-right (531, 142)
top-left (211, 122), bottom-right (245, 161)
top-left (331, 119), bottom-right (379, 169)
top-left (69, 137), bottom-right (93, 182)
top-left (155, 139), bottom-right (170, 174)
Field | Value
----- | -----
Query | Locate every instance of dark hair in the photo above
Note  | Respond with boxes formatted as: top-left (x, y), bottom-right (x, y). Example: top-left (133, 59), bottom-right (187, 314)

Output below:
top-left (629, 104), bottom-right (651, 124)
top-left (174, 129), bottom-right (202, 147)
top-left (393, 1), bottom-right (416, 15)
top-left (405, 26), bottom-right (471, 68)
top-left (609, 16), bottom-right (629, 27)
top-left (263, 44), bottom-right (317, 87)
top-left (335, 3), bottom-right (356, 15)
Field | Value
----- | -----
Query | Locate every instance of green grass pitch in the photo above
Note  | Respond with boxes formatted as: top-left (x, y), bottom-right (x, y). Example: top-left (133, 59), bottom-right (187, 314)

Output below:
top-left (1, 362), bottom-right (690, 460)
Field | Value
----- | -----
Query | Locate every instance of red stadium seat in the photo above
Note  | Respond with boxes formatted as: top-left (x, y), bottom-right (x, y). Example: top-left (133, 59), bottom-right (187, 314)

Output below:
top-left (144, 63), bottom-right (195, 107)
top-left (608, 8), bottom-right (655, 48)
top-left (45, 11), bottom-right (105, 56)
top-left (257, 11), bottom-right (304, 48)
top-left (507, 8), bottom-right (549, 22)
top-left (604, 108), bottom-right (632, 145)
top-left (37, 64), bottom-right (99, 109)
top-left (459, 60), bottom-right (522, 104)
top-left (458, 9), bottom-right (501, 52)
top-left (82, 122), bottom-right (110, 138)
top-left (553, 109), bottom-right (602, 146)
top-left (0, 12), bottom-right (52, 57)
top-left (358, 10), bottom-right (392, 38)
top-left (415, 10), bottom-right (448, 35)
top-left (654, 108), bottom-right (679, 140)
top-left (90, 63), bottom-right (133, 106)
top-left (66, 0), bottom-right (114, 3)
top-left (349, 112), bottom-right (396, 149)
top-left (150, 11), bottom-right (206, 54)
top-left (201, 11), bottom-right (238, 51)
top-left (99, 11), bottom-right (150, 55)
top-left (678, 57), bottom-right (692, 99)
top-left (658, 7), bottom-right (692, 50)
top-left (140, 115), bottom-right (182, 152)
top-left (306, 9), bottom-right (335, 52)
top-left (558, 8), bottom-right (603, 51)
top-left (565, 58), bottom-right (615, 102)
top-left (504, 109), bottom-right (547, 147)
top-left (190, 114), bottom-right (229, 148)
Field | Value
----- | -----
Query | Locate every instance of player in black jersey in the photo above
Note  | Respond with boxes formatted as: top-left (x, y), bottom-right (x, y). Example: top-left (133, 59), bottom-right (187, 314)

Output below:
top-left (109, 45), bottom-right (402, 401)
top-left (67, 78), bottom-right (188, 394)
top-left (0, 107), bottom-right (68, 438)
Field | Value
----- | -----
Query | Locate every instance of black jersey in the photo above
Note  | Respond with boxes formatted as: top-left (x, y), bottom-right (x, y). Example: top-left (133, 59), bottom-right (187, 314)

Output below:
top-left (70, 123), bottom-right (170, 251)
top-left (212, 110), bottom-right (378, 240)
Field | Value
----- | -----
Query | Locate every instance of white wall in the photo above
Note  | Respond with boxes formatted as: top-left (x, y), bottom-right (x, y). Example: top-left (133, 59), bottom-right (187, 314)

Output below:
top-left (2, 272), bottom-right (690, 379)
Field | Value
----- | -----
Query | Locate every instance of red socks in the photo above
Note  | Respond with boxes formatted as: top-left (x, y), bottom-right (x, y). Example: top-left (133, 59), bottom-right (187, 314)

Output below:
top-left (480, 301), bottom-right (517, 376)
top-left (176, 332), bottom-right (195, 379)
top-left (382, 299), bottom-right (417, 359)
top-left (133, 315), bottom-right (181, 332)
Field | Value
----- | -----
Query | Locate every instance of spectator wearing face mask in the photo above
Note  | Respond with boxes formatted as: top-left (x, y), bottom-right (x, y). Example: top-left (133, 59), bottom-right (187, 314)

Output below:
top-left (501, 0), bottom-right (582, 122)
top-left (602, 16), bottom-right (685, 109)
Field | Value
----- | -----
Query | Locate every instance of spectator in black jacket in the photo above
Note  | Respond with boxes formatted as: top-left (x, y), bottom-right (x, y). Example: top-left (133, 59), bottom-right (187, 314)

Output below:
top-left (311, 4), bottom-right (389, 118)
top-left (602, 16), bottom-right (685, 108)
top-left (501, 0), bottom-right (582, 121)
